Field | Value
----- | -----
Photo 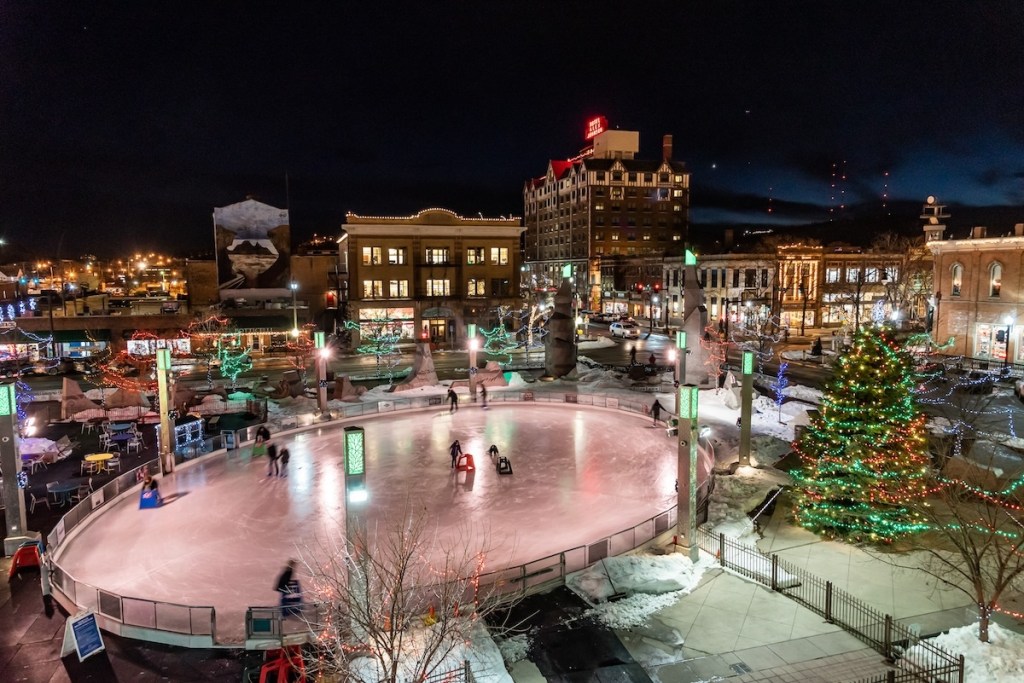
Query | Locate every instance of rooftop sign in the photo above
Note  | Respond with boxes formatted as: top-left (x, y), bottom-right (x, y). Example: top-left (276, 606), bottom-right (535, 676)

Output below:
top-left (585, 116), bottom-right (608, 140)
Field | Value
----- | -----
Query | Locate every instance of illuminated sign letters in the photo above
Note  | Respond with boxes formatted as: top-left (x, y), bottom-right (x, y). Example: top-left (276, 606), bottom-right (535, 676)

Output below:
top-left (585, 115), bottom-right (608, 140)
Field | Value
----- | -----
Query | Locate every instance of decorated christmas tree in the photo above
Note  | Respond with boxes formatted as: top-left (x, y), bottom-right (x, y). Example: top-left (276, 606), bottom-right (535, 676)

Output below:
top-left (792, 326), bottom-right (932, 543)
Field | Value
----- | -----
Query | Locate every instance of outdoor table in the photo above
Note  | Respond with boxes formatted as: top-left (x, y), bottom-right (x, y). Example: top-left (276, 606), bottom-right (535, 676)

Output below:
top-left (109, 433), bottom-right (134, 449)
top-left (84, 453), bottom-right (114, 473)
top-left (110, 422), bottom-right (134, 433)
top-left (46, 481), bottom-right (80, 507)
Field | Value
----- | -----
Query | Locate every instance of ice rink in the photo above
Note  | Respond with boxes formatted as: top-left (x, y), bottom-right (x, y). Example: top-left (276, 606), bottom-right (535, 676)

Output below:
top-left (54, 404), bottom-right (680, 641)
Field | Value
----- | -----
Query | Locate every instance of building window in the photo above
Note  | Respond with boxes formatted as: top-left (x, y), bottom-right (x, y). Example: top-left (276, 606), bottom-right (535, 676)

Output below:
top-left (467, 248), bottom-right (484, 265)
top-left (659, 173), bottom-right (669, 182)
top-left (864, 267), bottom-right (880, 283)
top-left (611, 187), bottom-right (623, 199)
top-left (732, 270), bottom-right (740, 288)
top-left (388, 280), bottom-right (409, 298)
top-left (596, 171), bottom-right (606, 181)
top-left (845, 267), bottom-right (860, 283)
top-left (951, 264), bottom-right (962, 296)
top-left (644, 173), bottom-right (653, 182)
top-left (594, 202), bottom-right (605, 211)
top-left (467, 278), bottom-right (486, 296)
top-left (990, 263), bottom-right (1002, 297)
top-left (710, 270), bottom-right (718, 288)
top-left (490, 247), bottom-right (509, 265)
top-left (761, 269), bottom-right (769, 288)
top-left (612, 171), bottom-right (623, 181)
top-left (387, 247), bottom-right (407, 265)
top-left (426, 279), bottom-right (450, 297)
top-left (744, 269), bottom-right (756, 288)
top-left (673, 189), bottom-right (683, 197)
top-left (657, 188), bottom-right (669, 200)
top-left (362, 280), bottom-right (383, 298)
top-left (490, 278), bottom-right (511, 297)
top-left (361, 247), bottom-right (382, 266)
top-left (642, 233), bottom-right (651, 241)
top-left (594, 232), bottom-right (604, 241)
top-left (425, 248), bottom-right (450, 264)
top-left (610, 232), bottom-right (619, 241)
top-left (672, 234), bottom-right (681, 241)
top-left (825, 267), bottom-right (840, 284)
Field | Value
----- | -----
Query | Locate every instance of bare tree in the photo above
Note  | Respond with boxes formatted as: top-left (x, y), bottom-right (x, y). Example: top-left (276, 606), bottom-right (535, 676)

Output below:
top-left (883, 388), bottom-right (1024, 643)
top-left (870, 233), bottom-right (933, 325)
top-left (729, 313), bottom-right (783, 376)
top-left (297, 506), bottom-right (516, 682)
top-left (701, 324), bottom-right (728, 389)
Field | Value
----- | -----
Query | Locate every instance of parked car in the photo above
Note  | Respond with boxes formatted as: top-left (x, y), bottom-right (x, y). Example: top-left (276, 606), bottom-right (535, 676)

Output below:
top-left (610, 322), bottom-right (640, 339)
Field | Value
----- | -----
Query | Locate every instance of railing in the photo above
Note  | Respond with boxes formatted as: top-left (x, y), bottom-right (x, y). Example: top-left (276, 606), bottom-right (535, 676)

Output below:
top-left (696, 528), bottom-right (964, 683)
top-left (46, 458), bottom-right (218, 642)
top-left (49, 390), bottom-right (707, 647)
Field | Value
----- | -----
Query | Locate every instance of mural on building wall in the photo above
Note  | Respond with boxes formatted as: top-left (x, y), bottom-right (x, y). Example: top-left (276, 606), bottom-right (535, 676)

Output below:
top-left (213, 199), bottom-right (291, 296)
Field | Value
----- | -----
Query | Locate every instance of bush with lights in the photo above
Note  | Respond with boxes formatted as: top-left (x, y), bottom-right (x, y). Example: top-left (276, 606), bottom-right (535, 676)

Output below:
top-left (792, 326), bottom-right (932, 543)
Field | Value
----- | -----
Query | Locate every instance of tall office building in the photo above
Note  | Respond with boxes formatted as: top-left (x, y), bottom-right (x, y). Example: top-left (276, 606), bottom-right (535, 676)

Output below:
top-left (522, 117), bottom-right (690, 309)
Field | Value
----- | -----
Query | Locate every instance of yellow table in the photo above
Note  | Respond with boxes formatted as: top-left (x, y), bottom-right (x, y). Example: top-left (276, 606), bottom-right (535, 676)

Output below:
top-left (84, 452), bottom-right (114, 473)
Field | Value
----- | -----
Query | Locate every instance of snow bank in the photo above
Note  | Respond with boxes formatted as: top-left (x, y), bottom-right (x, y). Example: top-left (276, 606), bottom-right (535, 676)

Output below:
top-left (565, 553), bottom-right (714, 628)
top-left (905, 623), bottom-right (1024, 683)
top-left (706, 467), bottom-right (788, 544)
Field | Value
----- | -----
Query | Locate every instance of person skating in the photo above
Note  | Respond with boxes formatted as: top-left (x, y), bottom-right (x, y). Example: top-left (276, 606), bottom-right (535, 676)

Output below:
top-left (480, 383), bottom-right (488, 408)
top-left (629, 346), bottom-right (637, 366)
top-left (648, 352), bottom-right (657, 368)
top-left (275, 559), bottom-right (303, 617)
top-left (651, 399), bottom-right (664, 426)
top-left (279, 448), bottom-right (290, 476)
top-left (449, 440), bottom-right (462, 469)
top-left (447, 387), bottom-right (459, 413)
top-left (267, 443), bottom-right (280, 476)
top-left (487, 444), bottom-right (499, 458)
top-left (253, 424), bottom-right (270, 458)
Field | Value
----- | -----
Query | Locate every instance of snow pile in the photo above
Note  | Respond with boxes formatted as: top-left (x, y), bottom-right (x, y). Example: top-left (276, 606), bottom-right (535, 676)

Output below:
top-left (348, 620), bottom-right (512, 683)
top-left (784, 384), bottom-right (823, 404)
top-left (904, 623), bottom-right (1024, 682)
top-left (495, 633), bottom-right (531, 665)
top-left (576, 366), bottom-right (630, 390)
top-left (706, 468), bottom-right (788, 543)
top-left (578, 336), bottom-right (616, 350)
top-left (566, 553), bottom-right (713, 629)
top-left (749, 434), bottom-right (793, 468)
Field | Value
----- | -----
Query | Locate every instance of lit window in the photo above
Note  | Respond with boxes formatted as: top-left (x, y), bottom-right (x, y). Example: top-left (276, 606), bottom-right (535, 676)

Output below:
top-left (426, 279), bottom-right (450, 296)
top-left (387, 248), bottom-right (406, 265)
top-left (951, 264), bottom-right (962, 296)
top-left (990, 263), bottom-right (1002, 297)
top-left (425, 248), bottom-right (449, 264)
top-left (490, 247), bottom-right (509, 265)
top-left (388, 280), bottom-right (408, 298)
top-left (362, 280), bottom-right (383, 298)
top-left (361, 247), bottom-right (382, 266)
top-left (825, 267), bottom-right (840, 283)
top-left (467, 248), bottom-right (485, 265)
top-left (467, 279), bottom-right (486, 296)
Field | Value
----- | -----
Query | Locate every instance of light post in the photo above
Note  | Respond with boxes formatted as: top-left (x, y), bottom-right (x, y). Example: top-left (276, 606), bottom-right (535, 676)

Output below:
top-left (315, 331), bottom-right (330, 418)
top-left (68, 284), bottom-right (78, 316)
top-left (799, 268), bottom-right (809, 337)
top-left (739, 351), bottom-right (754, 466)
top-left (1003, 314), bottom-right (1015, 371)
top-left (467, 323), bottom-right (478, 403)
top-left (290, 281), bottom-right (299, 337)
top-left (156, 348), bottom-right (174, 475)
top-left (676, 384), bottom-right (699, 561)
top-left (673, 330), bottom-right (686, 415)
top-left (1, 383), bottom-right (37, 555)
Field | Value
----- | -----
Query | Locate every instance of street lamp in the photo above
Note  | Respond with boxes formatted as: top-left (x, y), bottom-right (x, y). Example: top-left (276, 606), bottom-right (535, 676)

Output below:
top-left (799, 267), bottom-right (809, 337)
top-left (289, 281), bottom-right (299, 337)
top-left (1003, 314), bottom-right (1015, 370)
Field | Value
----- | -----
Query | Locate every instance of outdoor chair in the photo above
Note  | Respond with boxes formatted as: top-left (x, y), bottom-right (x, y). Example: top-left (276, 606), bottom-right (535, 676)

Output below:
top-left (29, 493), bottom-right (50, 514)
top-left (80, 459), bottom-right (97, 476)
top-left (72, 478), bottom-right (94, 503)
top-left (29, 457), bottom-right (47, 474)
top-left (126, 437), bottom-right (143, 454)
top-left (107, 456), bottom-right (122, 473)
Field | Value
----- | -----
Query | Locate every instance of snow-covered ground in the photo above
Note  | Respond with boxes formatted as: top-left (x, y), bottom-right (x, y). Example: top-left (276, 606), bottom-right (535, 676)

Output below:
top-left (905, 623), bottom-right (1024, 682)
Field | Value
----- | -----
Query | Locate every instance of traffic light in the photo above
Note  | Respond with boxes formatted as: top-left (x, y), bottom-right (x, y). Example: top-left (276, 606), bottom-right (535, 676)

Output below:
top-left (653, 283), bottom-right (660, 292)
top-left (636, 283), bottom-right (644, 292)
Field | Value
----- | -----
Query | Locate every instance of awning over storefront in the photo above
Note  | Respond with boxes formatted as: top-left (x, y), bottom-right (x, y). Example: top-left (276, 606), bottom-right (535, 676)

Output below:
top-left (422, 307), bottom-right (454, 318)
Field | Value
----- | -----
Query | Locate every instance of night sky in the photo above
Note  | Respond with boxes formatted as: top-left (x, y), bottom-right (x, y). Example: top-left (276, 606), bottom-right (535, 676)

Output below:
top-left (2, 2), bottom-right (1022, 256)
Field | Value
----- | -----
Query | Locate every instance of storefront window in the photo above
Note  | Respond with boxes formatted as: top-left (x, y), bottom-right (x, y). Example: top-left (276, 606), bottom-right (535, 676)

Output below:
top-left (951, 264), bottom-right (962, 296)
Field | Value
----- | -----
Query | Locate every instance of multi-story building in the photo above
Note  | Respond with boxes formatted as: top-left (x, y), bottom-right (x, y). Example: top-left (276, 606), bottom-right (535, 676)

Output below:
top-left (686, 253), bottom-right (777, 332)
top-left (522, 117), bottom-right (690, 310)
top-left (925, 196), bottom-right (1024, 363)
top-left (342, 208), bottom-right (523, 347)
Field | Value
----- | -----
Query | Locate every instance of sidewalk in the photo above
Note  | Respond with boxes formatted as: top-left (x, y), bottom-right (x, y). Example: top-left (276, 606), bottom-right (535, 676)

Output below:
top-left (574, 491), bottom-right (1013, 683)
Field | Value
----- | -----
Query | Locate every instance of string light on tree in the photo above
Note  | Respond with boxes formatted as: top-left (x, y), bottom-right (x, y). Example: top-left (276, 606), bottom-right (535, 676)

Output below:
top-left (792, 326), bottom-right (932, 543)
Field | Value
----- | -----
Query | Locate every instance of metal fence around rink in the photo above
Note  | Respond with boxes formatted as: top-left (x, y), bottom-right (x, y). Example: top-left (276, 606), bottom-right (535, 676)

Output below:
top-left (45, 457), bottom-right (218, 641)
top-left (696, 528), bottom-right (965, 683)
top-left (46, 388), bottom-right (707, 646)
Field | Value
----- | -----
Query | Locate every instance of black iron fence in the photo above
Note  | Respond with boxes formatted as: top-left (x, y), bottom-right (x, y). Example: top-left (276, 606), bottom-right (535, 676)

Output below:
top-left (696, 528), bottom-right (964, 683)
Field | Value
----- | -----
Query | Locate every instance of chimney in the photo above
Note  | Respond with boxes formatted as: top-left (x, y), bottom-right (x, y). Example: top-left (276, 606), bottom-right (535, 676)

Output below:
top-left (662, 134), bottom-right (673, 161)
top-left (972, 226), bottom-right (987, 239)
top-left (1015, 223), bottom-right (1024, 236)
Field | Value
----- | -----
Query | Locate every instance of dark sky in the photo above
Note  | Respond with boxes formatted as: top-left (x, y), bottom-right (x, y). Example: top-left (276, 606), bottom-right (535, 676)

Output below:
top-left (2, 2), bottom-right (1022, 256)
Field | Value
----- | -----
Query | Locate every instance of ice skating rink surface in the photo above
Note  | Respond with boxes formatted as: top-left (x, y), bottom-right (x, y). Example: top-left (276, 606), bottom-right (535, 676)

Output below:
top-left (54, 404), bottom-right (678, 639)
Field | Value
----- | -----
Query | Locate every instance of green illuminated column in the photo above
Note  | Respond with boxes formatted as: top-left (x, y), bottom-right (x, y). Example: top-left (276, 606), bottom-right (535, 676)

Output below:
top-left (315, 331), bottom-right (330, 418)
top-left (739, 350), bottom-right (754, 466)
top-left (156, 348), bottom-right (174, 475)
top-left (343, 426), bottom-right (368, 574)
top-left (676, 384), bottom-right (700, 562)
top-left (674, 331), bottom-right (687, 416)
top-left (467, 323), bottom-right (478, 403)
top-left (1, 383), bottom-right (36, 555)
